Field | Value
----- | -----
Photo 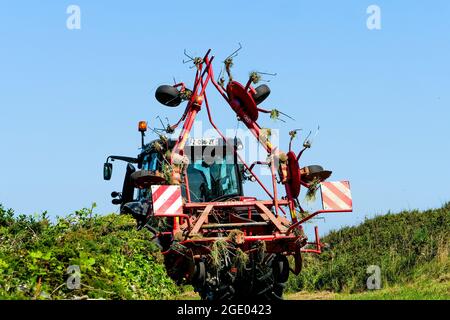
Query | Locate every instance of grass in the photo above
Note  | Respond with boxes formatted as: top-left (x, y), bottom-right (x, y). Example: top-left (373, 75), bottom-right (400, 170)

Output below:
top-left (286, 278), bottom-right (449, 300)
top-left (336, 279), bottom-right (449, 300)
top-left (286, 203), bottom-right (450, 299)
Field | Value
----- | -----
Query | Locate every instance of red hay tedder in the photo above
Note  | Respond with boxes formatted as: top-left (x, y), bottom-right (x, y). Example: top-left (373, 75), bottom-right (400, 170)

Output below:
top-left (103, 48), bottom-right (352, 300)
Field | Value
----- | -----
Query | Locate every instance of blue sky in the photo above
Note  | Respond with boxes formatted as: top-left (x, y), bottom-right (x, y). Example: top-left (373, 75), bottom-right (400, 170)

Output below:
top-left (0, 1), bottom-right (449, 237)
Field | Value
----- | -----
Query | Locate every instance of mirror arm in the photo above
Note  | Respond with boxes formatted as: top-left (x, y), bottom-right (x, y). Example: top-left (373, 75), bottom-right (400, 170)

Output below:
top-left (107, 156), bottom-right (139, 163)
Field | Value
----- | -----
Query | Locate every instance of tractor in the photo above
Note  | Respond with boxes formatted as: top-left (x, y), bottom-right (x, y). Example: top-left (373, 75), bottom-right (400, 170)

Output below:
top-left (103, 49), bottom-right (352, 300)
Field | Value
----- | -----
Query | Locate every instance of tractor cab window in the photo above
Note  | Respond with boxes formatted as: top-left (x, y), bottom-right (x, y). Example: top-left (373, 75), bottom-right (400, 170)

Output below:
top-left (142, 152), bottom-right (159, 171)
top-left (186, 153), bottom-right (241, 202)
top-left (138, 152), bottom-right (162, 200)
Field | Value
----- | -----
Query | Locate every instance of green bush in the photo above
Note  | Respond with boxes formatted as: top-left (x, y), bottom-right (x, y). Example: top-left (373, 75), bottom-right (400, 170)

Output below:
top-left (287, 203), bottom-right (450, 293)
top-left (0, 204), bottom-right (179, 300)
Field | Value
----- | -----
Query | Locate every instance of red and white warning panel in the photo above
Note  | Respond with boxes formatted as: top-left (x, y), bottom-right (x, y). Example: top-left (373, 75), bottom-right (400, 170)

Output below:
top-left (151, 185), bottom-right (183, 216)
top-left (320, 181), bottom-right (352, 211)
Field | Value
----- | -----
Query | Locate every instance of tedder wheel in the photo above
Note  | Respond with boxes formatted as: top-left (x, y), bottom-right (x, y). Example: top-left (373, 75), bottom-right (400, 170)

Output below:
top-left (226, 81), bottom-right (259, 121)
top-left (287, 151), bottom-right (301, 198)
top-left (252, 84), bottom-right (271, 105)
top-left (273, 255), bottom-right (290, 284)
top-left (192, 261), bottom-right (206, 288)
top-left (301, 165), bottom-right (332, 183)
top-left (155, 85), bottom-right (182, 107)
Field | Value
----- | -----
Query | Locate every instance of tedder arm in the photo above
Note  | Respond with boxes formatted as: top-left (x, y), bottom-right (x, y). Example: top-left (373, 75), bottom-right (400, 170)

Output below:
top-left (160, 49), bottom-right (353, 246)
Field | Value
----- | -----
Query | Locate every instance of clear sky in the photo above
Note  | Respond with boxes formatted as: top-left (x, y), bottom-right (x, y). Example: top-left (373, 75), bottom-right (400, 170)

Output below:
top-left (0, 1), bottom-right (449, 237)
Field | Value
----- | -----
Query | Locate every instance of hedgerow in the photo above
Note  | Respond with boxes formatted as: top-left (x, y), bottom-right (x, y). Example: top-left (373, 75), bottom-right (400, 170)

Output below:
top-left (0, 204), bottom-right (179, 300)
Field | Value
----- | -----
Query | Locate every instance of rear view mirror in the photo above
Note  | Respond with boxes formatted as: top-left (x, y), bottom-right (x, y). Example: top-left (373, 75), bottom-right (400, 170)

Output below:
top-left (103, 163), bottom-right (113, 180)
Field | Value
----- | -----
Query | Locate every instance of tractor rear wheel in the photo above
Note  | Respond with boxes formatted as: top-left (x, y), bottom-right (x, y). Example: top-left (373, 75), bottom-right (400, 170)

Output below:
top-left (194, 251), bottom-right (289, 301)
top-left (248, 253), bottom-right (287, 300)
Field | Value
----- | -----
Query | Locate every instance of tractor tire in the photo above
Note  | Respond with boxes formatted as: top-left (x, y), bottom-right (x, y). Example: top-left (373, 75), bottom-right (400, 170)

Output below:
top-left (249, 253), bottom-right (285, 301)
top-left (252, 84), bottom-right (271, 105)
top-left (196, 255), bottom-right (288, 301)
top-left (196, 270), bottom-right (237, 301)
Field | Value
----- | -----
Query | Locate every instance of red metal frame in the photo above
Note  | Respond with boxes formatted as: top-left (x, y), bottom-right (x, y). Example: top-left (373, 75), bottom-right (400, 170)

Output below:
top-left (301, 226), bottom-right (322, 254)
top-left (158, 49), bottom-right (351, 259)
